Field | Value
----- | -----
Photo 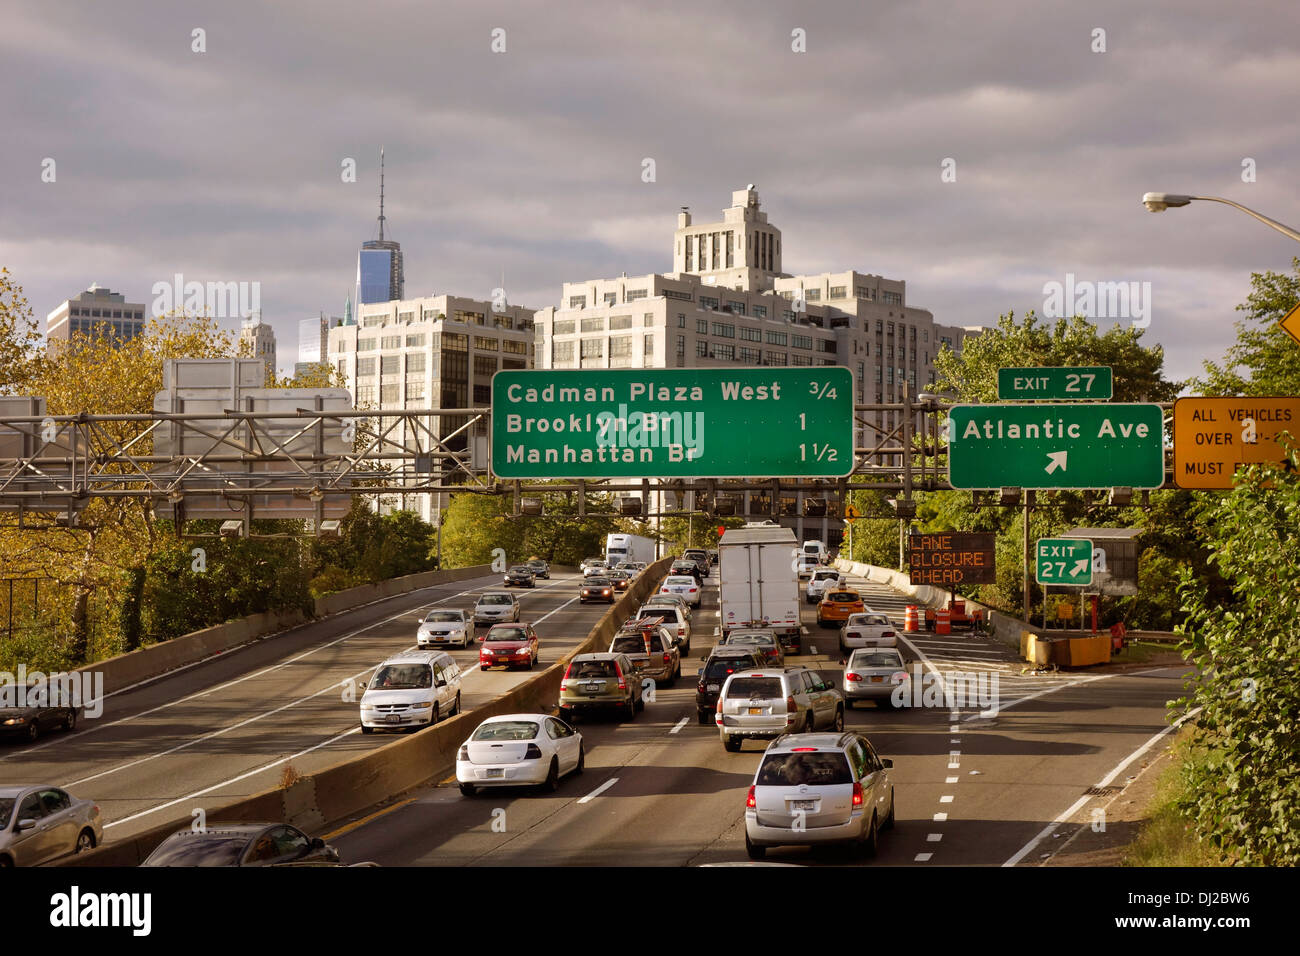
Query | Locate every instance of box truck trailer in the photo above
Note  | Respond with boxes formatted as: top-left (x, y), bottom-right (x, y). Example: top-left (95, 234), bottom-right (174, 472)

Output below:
top-left (718, 521), bottom-right (802, 652)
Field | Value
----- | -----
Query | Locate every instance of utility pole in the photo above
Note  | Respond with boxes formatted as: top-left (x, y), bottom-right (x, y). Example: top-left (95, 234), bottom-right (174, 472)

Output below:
top-left (1022, 494), bottom-right (1032, 624)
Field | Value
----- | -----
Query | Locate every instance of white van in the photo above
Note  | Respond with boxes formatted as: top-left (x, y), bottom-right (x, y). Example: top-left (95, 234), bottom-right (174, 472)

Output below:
top-left (802, 540), bottom-right (828, 564)
top-left (360, 650), bottom-right (463, 733)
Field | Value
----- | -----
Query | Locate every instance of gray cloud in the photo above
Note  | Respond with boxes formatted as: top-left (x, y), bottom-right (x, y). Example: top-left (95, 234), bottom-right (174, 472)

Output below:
top-left (1, 0), bottom-right (1297, 382)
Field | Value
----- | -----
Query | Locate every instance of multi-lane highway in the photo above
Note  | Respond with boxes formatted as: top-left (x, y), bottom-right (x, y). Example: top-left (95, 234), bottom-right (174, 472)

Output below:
top-left (324, 565), bottom-right (1188, 866)
top-left (0, 569), bottom-right (621, 846)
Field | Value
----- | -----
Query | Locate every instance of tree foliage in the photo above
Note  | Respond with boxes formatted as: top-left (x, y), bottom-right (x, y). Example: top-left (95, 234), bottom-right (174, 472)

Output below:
top-left (1197, 257), bottom-right (1300, 397)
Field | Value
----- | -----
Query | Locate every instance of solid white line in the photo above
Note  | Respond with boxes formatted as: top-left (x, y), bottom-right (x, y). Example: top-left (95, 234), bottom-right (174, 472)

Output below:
top-left (669, 717), bottom-right (689, 734)
top-left (577, 777), bottom-right (618, 804)
top-left (1001, 706), bottom-right (1203, 867)
top-left (105, 726), bottom-right (360, 829)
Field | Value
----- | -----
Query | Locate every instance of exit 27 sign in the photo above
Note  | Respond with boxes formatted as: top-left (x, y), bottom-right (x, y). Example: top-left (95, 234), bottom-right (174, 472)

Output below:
top-left (1036, 538), bottom-right (1094, 586)
top-left (998, 367), bottom-right (1113, 401)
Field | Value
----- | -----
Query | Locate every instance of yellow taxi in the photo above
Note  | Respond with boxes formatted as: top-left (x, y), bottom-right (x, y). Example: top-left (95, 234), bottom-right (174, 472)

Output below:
top-left (816, 588), bottom-right (866, 628)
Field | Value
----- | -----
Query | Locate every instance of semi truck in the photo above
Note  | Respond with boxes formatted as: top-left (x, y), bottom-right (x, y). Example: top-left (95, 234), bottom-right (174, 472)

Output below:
top-left (605, 533), bottom-right (657, 567)
top-left (718, 521), bottom-right (802, 652)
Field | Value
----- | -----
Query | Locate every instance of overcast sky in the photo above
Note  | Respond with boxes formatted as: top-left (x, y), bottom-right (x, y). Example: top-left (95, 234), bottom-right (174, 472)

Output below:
top-left (3, 0), bottom-right (1297, 384)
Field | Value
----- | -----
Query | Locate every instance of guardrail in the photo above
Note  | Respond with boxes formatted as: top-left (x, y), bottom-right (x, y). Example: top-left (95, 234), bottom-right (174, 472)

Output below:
top-left (59, 557), bottom-right (672, 867)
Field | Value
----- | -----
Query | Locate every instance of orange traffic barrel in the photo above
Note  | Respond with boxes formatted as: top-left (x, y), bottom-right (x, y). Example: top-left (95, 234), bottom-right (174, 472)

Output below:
top-left (904, 605), bottom-right (919, 632)
top-left (952, 599), bottom-right (965, 618)
top-left (935, 606), bottom-right (952, 635)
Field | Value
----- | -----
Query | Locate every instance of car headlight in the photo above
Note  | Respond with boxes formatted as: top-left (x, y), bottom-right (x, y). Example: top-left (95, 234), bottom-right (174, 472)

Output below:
top-left (360, 705), bottom-right (375, 712)
top-left (411, 701), bottom-right (434, 709)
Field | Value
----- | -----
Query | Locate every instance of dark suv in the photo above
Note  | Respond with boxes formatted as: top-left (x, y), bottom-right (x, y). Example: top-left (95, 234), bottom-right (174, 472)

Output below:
top-left (671, 559), bottom-right (704, 583)
top-left (695, 647), bottom-right (765, 723)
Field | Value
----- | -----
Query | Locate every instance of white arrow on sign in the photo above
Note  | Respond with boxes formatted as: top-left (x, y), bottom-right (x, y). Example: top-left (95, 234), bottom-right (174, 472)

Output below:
top-left (1045, 451), bottom-right (1068, 474)
top-left (1071, 558), bottom-right (1090, 577)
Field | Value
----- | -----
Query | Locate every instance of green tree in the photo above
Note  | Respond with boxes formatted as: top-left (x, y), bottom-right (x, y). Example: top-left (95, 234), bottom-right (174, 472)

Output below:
top-left (0, 268), bottom-right (41, 396)
top-left (1197, 257), bottom-right (1300, 397)
top-left (439, 494), bottom-right (524, 568)
top-left (1173, 439), bottom-right (1300, 865)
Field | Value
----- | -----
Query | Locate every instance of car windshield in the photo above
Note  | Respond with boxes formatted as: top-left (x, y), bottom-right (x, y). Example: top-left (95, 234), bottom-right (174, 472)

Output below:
top-left (424, 611), bottom-right (463, 623)
top-left (527, 560), bottom-right (546, 567)
top-left (570, 660), bottom-right (617, 679)
top-left (813, 571), bottom-right (838, 581)
top-left (757, 752), bottom-right (853, 787)
top-left (479, 594), bottom-right (513, 606)
top-left (0, 798), bottom-right (13, 830)
top-left (726, 677), bottom-right (782, 699)
top-left (509, 567), bottom-right (532, 574)
top-left (487, 628), bottom-right (528, 643)
top-left (585, 578), bottom-right (611, 587)
top-left (370, 664), bottom-right (432, 690)
top-left (610, 635), bottom-right (647, 654)
top-left (144, 835), bottom-right (250, 867)
top-left (472, 721), bottom-right (538, 741)
top-left (705, 658), bottom-right (750, 680)
top-left (827, 592), bottom-right (858, 602)
top-left (854, 652), bottom-right (904, 668)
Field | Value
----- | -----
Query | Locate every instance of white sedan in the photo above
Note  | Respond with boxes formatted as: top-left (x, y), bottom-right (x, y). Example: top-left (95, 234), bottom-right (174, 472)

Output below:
top-left (417, 608), bottom-right (473, 648)
top-left (456, 714), bottom-right (584, 796)
top-left (840, 613), bottom-right (899, 651)
top-left (659, 574), bottom-right (702, 606)
top-left (805, 568), bottom-right (843, 604)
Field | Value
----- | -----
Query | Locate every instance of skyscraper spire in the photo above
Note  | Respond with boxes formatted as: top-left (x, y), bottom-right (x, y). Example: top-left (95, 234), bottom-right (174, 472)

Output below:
top-left (377, 147), bottom-right (386, 241)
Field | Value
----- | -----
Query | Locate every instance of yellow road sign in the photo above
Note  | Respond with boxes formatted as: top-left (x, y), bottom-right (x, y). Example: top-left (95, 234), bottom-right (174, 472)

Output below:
top-left (1280, 302), bottom-right (1300, 347)
top-left (843, 504), bottom-right (860, 520)
top-left (1173, 396), bottom-right (1300, 489)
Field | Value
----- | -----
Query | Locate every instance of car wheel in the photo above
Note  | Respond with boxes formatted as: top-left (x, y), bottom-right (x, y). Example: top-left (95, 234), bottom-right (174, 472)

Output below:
top-left (698, 709), bottom-right (710, 725)
top-left (745, 833), bottom-right (766, 860)
top-left (559, 707), bottom-right (573, 724)
top-left (361, 724), bottom-right (374, 735)
top-left (833, 707), bottom-right (844, 731)
top-left (25, 723), bottom-right (38, 743)
top-left (859, 812), bottom-right (879, 858)
top-left (430, 703), bottom-right (440, 726)
top-left (803, 713), bottom-right (815, 734)
top-left (541, 757), bottom-right (559, 793)
top-left (451, 693), bottom-right (461, 717)
top-left (459, 783), bottom-right (477, 797)
top-left (723, 736), bottom-right (741, 753)
top-left (64, 711), bottom-right (77, 733)
top-left (575, 744), bottom-right (585, 775)
top-left (480, 665), bottom-right (490, 672)
top-left (621, 696), bottom-right (636, 721)
top-left (846, 698), bottom-right (856, 710)
top-left (75, 828), bottom-right (96, 854)
top-left (883, 788), bottom-right (896, 830)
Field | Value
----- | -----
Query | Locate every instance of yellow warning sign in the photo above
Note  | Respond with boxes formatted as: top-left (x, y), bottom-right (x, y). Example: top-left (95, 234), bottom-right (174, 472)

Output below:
top-left (1173, 396), bottom-right (1300, 489)
top-left (843, 504), bottom-right (861, 520)
top-left (1279, 302), bottom-right (1300, 348)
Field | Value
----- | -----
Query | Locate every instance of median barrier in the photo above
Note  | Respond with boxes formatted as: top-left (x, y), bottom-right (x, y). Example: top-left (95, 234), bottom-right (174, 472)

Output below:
top-left (59, 558), bottom-right (671, 867)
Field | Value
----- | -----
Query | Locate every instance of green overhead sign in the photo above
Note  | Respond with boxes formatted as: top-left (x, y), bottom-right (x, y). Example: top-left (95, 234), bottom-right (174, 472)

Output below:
top-left (491, 367), bottom-right (854, 479)
top-left (1036, 538), bottom-right (1094, 586)
top-left (947, 403), bottom-right (1165, 490)
top-left (998, 367), bottom-right (1113, 401)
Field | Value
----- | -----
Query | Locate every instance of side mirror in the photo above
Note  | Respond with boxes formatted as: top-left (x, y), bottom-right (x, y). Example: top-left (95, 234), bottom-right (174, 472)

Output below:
top-left (16, 818), bottom-right (37, 832)
top-left (838, 659), bottom-right (846, 666)
top-left (699, 652), bottom-right (709, 660)
top-left (696, 668), bottom-right (704, 677)
top-left (882, 759), bottom-right (893, 769)
top-left (436, 679), bottom-right (447, 688)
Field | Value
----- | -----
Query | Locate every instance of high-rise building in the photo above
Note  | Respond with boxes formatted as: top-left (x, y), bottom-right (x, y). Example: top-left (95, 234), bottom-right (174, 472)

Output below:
top-left (356, 149), bottom-right (404, 305)
top-left (239, 312), bottom-right (277, 383)
top-left (531, 186), bottom-right (982, 545)
top-left (296, 312), bottom-right (344, 377)
top-left (45, 283), bottom-right (146, 349)
top-left (328, 293), bottom-right (536, 523)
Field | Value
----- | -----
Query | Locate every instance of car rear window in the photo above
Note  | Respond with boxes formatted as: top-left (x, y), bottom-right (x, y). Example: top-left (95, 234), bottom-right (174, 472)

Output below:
top-left (725, 677), bottom-right (782, 699)
top-left (145, 835), bottom-right (249, 867)
top-left (664, 576), bottom-right (695, 586)
top-left (472, 721), bottom-right (539, 741)
top-left (705, 658), bottom-right (750, 680)
top-left (638, 608), bottom-right (680, 623)
top-left (854, 652), bottom-right (904, 668)
top-left (569, 660), bottom-right (617, 679)
top-left (827, 592), bottom-right (857, 602)
top-left (611, 636), bottom-right (647, 654)
top-left (757, 752), bottom-right (853, 787)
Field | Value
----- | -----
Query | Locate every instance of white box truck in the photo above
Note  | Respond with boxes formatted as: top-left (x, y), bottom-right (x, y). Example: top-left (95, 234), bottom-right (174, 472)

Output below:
top-left (718, 521), bottom-right (802, 652)
top-left (605, 533), bottom-right (657, 567)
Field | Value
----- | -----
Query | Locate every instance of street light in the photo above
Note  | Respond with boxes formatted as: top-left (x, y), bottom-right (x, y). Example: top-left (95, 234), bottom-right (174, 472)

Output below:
top-left (1141, 193), bottom-right (1300, 242)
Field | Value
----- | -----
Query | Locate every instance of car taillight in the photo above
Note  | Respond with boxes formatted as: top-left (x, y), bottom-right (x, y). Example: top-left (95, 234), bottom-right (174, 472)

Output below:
top-left (563, 663), bottom-right (575, 679)
top-left (852, 782), bottom-right (864, 806)
top-left (689, 588), bottom-right (697, 593)
top-left (746, 786), bottom-right (756, 809)
top-left (845, 672), bottom-right (863, 682)
top-left (616, 665), bottom-right (626, 690)
top-left (786, 695), bottom-right (797, 713)
top-left (893, 671), bottom-right (909, 684)
top-left (458, 745), bottom-right (469, 760)
top-left (662, 653), bottom-right (671, 664)
top-left (560, 681), bottom-right (569, 691)
top-left (882, 631), bottom-right (896, 638)
top-left (524, 744), bottom-right (543, 759)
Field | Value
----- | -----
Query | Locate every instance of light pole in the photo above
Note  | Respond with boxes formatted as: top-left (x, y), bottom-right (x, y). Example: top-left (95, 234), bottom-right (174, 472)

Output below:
top-left (1141, 193), bottom-right (1300, 243)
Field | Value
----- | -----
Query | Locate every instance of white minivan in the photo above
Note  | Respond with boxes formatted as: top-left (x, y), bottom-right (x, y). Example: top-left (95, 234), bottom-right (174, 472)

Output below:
top-left (360, 650), bottom-right (463, 733)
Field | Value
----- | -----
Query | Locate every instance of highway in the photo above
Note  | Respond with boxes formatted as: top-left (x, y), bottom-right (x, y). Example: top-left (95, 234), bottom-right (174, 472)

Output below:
top-left (0, 569), bottom-right (621, 845)
top-left (326, 567), bottom-right (1188, 866)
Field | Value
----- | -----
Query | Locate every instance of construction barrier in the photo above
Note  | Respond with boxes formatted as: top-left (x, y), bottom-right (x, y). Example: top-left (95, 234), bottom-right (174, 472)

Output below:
top-left (935, 606), bottom-right (951, 635)
top-left (904, 605), bottom-right (919, 633)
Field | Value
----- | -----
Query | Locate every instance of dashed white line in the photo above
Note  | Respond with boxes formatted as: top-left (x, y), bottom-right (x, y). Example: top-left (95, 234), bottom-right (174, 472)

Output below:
top-left (927, 833), bottom-right (943, 842)
top-left (669, 717), bottom-right (689, 734)
top-left (945, 776), bottom-right (959, 784)
top-left (577, 778), bottom-right (619, 804)
top-left (933, 812), bottom-right (948, 822)
top-left (914, 852), bottom-right (933, 862)
top-left (939, 795), bottom-right (954, 803)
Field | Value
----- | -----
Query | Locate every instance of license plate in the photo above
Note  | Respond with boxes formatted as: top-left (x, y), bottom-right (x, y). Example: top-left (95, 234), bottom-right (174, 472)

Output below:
top-left (748, 707), bottom-right (763, 715)
top-left (583, 683), bottom-right (603, 694)
top-left (484, 768), bottom-right (504, 779)
top-left (385, 715), bottom-right (401, 723)
top-left (871, 676), bottom-right (883, 683)
top-left (707, 683), bottom-right (720, 692)
top-left (792, 799), bottom-right (816, 810)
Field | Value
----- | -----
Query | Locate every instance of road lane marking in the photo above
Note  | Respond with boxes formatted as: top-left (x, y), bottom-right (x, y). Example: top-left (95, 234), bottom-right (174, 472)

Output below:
top-left (670, 718), bottom-right (689, 734)
top-left (914, 852), bottom-right (933, 862)
top-left (945, 776), bottom-right (959, 784)
top-left (323, 798), bottom-right (415, 841)
top-left (104, 726), bottom-right (361, 829)
top-left (927, 833), bottom-right (943, 842)
top-left (1001, 706), bottom-right (1203, 867)
top-left (933, 812), bottom-right (948, 821)
top-left (939, 795), bottom-right (954, 803)
top-left (577, 777), bottom-right (618, 804)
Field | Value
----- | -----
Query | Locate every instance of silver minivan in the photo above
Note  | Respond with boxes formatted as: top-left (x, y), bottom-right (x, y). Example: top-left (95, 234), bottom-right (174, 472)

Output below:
top-left (744, 732), bottom-right (895, 860)
top-left (715, 667), bottom-right (843, 752)
top-left (360, 650), bottom-right (463, 733)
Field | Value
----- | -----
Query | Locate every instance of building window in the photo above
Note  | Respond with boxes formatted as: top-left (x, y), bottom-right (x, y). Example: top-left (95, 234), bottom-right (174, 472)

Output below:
top-left (492, 314), bottom-right (514, 329)
top-left (792, 334), bottom-right (813, 350)
top-left (442, 332), bottom-right (468, 350)
top-left (765, 351), bottom-right (788, 366)
top-left (358, 338), bottom-right (375, 351)
top-left (766, 330), bottom-right (787, 346)
top-left (503, 339), bottom-right (527, 354)
top-left (697, 318), bottom-right (709, 335)
top-left (699, 295), bottom-right (719, 311)
top-left (725, 230), bottom-right (734, 268)
top-left (626, 289), bottom-right (647, 301)
top-left (664, 288), bottom-right (693, 302)
top-left (711, 322), bottom-right (735, 338)
top-left (454, 310), bottom-right (485, 325)
top-left (473, 336), bottom-right (499, 351)
top-left (603, 292), bottom-right (617, 305)
top-left (883, 291), bottom-right (903, 305)
top-left (357, 357), bottom-right (377, 376)
top-left (609, 315), bottom-right (633, 330)
top-left (362, 316), bottom-right (386, 328)
top-left (569, 296), bottom-right (587, 309)
top-left (696, 341), bottom-right (709, 358)
top-left (676, 336), bottom-right (686, 357)
top-left (782, 309), bottom-right (796, 323)
top-left (739, 326), bottom-right (762, 342)
top-left (405, 383), bottom-right (425, 402)
top-left (406, 353), bottom-right (426, 373)
top-left (474, 355), bottom-right (498, 377)
top-left (677, 313), bottom-right (686, 328)
top-left (644, 334), bottom-right (654, 356)
top-left (727, 300), bottom-right (745, 315)
top-left (398, 311), bottom-right (415, 323)
top-left (406, 334), bottom-right (425, 347)
top-left (381, 335), bottom-right (401, 349)
top-left (553, 341), bottom-right (575, 366)
top-left (380, 384), bottom-right (399, 405)
top-left (805, 289), bottom-right (820, 302)
top-left (738, 346), bottom-right (761, 363)
top-left (580, 339), bottom-right (604, 366)
top-left (581, 317), bottom-right (605, 333)
top-left (887, 367), bottom-right (894, 385)
top-left (887, 345), bottom-right (894, 360)
top-left (381, 355), bottom-right (401, 375)
top-left (752, 304), bottom-right (767, 319)
top-left (714, 343), bottom-right (734, 360)
top-left (685, 237), bottom-right (693, 273)
top-left (830, 286), bottom-right (847, 299)
top-left (421, 309), bottom-right (439, 320)
top-left (816, 340), bottom-right (836, 354)
top-left (356, 385), bottom-right (377, 405)
top-left (792, 355), bottom-right (813, 366)
top-left (554, 319), bottom-right (575, 335)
